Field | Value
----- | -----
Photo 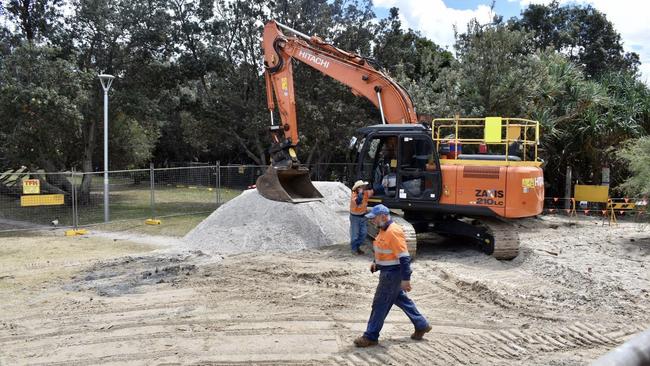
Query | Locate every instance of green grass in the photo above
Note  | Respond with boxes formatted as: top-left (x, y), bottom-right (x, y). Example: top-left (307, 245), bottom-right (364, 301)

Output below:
top-left (0, 184), bottom-right (243, 228)
top-left (90, 213), bottom-right (211, 237)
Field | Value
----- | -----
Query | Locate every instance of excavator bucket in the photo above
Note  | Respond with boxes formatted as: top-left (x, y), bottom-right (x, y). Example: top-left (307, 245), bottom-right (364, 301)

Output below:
top-left (256, 166), bottom-right (323, 203)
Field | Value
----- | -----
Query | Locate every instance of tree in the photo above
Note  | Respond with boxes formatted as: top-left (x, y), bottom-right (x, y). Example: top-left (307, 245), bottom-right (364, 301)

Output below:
top-left (374, 8), bottom-right (452, 82)
top-left (525, 52), bottom-right (609, 192)
top-left (372, 8), bottom-right (454, 117)
top-left (4, 0), bottom-right (63, 44)
top-left (0, 45), bottom-right (92, 193)
top-left (424, 17), bottom-right (536, 118)
top-left (512, 1), bottom-right (640, 78)
top-left (617, 137), bottom-right (650, 196)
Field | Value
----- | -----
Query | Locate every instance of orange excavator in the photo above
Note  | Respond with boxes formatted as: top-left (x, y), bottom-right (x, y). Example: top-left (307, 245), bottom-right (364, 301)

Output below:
top-left (257, 20), bottom-right (544, 259)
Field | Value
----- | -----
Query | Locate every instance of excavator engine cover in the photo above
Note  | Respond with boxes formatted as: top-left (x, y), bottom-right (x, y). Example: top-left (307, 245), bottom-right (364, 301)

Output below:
top-left (256, 166), bottom-right (323, 203)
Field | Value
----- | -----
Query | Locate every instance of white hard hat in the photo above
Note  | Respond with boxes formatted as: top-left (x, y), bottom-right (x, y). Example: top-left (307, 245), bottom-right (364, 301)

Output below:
top-left (352, 180), bottom-right (369, 191)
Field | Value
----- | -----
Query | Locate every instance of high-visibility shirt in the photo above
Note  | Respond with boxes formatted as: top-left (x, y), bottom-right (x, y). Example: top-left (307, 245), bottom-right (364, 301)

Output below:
top-left (350, 190), bottom-right (372, 215)
top-left (373, 221), bottom-right (412, 281)
top-left (373, 221), bottom-right (410, 266)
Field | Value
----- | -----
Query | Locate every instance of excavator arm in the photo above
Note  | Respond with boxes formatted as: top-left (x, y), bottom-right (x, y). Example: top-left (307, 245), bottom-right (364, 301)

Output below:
top-left (263, 20), bottom-right (417, 145)
top-left (256, 20), bottom-right (418, 202)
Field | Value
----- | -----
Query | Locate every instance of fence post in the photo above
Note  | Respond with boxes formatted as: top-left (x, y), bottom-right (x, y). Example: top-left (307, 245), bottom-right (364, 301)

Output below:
top-left (150, 162), bottom-right (156, 220)
top-left (71, 168), bottom-right (77, 230)
top-left (216, 161), bottom-right (221, 206)
top-left (564, 166), bottom-right (572, 210)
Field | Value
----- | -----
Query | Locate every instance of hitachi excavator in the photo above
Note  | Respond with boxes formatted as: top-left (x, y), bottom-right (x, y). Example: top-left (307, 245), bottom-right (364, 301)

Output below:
top-left (257, 20), bottom-right (544, 259)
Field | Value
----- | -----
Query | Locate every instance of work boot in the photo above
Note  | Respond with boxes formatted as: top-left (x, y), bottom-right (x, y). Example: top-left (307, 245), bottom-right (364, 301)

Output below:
top-left (353, 336), bottom-right (378, 347)
top-left (354, 248), bottom-right (365, 255)
top-left (411, 325), bottom-right (432, 340)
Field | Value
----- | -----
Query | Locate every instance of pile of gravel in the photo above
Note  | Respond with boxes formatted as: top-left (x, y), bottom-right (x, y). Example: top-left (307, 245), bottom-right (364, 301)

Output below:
top-left (183, 181), bottom-right (351, 254)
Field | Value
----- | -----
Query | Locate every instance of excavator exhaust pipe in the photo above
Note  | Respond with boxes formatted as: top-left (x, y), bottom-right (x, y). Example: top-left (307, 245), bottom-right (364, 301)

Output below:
top-left (256, 166), bottom-right (323, 203)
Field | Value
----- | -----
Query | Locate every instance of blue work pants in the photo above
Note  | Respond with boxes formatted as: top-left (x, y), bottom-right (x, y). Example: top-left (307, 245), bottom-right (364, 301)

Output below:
top-left (349, 214), bottom-right (368, 251)
top-left (363, 268), bottom-right (429, 341)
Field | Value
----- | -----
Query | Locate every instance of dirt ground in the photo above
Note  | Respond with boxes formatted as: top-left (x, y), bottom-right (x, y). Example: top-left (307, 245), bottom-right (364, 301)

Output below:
top-left (0, 215), bottom-right (649, 365)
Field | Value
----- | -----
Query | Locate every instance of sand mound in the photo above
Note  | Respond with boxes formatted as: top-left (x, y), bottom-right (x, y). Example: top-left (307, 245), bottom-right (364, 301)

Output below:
top-left (183, 181), bottom-right (351, 254)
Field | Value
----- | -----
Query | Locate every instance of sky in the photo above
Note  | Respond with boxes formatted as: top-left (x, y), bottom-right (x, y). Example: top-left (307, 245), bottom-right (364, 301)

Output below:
top-left (372, 0), bottom-right (650, 84)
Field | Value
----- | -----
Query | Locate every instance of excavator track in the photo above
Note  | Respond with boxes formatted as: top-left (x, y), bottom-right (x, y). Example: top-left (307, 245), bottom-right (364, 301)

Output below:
top-left (481, 218), bottom-right (520, 260)
top-left (366, 212), bottom-right (419, 259)
top-left (367, 213), bottom-right (519, 260)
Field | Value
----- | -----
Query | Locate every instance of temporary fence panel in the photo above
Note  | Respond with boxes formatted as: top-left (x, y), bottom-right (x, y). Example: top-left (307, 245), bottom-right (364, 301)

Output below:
top-left (5, 164), bottom-right (643, 230)
top-left (151, 166), bottom-right (218, 218)
top-left (0, 171), bottom-right (74, 227)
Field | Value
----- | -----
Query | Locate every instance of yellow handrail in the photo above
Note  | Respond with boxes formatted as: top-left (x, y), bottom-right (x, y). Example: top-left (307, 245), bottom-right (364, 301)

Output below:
top-left (432, 117), bottom-right (540, 163)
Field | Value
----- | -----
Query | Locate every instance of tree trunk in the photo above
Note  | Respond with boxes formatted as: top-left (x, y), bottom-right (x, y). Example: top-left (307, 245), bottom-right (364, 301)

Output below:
top-left (31, 172), bottom-right (68, 196)
top-left (78, 117), bottom-right (98, 205)
top-left (40, 161), bottom-right (72, 194)
top-left (256, 137), bottom-right (267, 166)
top-left (305, 139), bottom-right (320, 166)
top-left (320, 153), bottom-right (333, 180)
top-left (229, 129), bottom-right (264, 165)
top-left (0, 181), bottom-right (21, 197)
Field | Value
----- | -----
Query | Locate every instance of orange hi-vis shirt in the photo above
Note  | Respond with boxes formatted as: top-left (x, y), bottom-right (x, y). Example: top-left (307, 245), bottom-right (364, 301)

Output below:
top-left (350, 190), bottom-right (372, 215)
top-left (373, 222), bottom-right (410, 266)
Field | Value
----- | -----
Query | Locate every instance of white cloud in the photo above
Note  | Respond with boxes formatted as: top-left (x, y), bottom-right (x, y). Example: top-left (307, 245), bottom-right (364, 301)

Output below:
top-left (374, 0), bottom-right (494, 50)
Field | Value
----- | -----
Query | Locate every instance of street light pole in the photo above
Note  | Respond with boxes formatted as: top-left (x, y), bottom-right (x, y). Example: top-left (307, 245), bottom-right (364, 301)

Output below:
top-left (99, 74), bottom-right (115, 223)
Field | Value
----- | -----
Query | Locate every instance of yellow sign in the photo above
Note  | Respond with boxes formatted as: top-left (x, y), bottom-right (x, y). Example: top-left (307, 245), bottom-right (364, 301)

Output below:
top-left (607, 202), bottom-right (635, 210)
top-left (574, 185), bottom-right (609, 203)
top-left (484, 117), bottom-right (502, 143)
top-left (522, 178), bottom-right (535, 188)
top-left (22, 179), bottom-right (40, 194)
top-left (20, 194), bottom-right (65, 207)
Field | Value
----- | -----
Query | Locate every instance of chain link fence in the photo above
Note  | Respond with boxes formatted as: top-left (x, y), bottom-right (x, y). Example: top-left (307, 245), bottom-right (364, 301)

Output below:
top-left (4, 162), bottom-right (649, 232)
top-left (0, 163), bottom-right (355, 231)
top-left (0, 170), bottom-right (75, 228)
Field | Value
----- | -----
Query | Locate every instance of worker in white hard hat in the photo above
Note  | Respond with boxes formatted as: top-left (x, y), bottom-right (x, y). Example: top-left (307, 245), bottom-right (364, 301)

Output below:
top-left (349, 180), bottom-right (373, 255)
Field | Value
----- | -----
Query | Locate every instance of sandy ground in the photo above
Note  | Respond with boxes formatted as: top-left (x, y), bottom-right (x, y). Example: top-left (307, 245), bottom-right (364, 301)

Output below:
top-left (0, 215), bottom-right (649, 365)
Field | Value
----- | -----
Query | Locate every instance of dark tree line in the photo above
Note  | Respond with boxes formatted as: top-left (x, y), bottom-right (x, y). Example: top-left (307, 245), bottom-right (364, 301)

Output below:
top-left (0, 0), bottom-right (649, 197)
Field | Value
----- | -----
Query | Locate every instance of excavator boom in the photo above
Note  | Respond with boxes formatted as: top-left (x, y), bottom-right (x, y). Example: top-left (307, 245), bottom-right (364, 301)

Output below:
top-left (257, 20), bottom-right (416, 202)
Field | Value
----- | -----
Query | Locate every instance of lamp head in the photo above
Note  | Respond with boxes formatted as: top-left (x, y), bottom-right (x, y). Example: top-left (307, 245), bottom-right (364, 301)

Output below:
top-left (98, 74), bottom-right (115, 91)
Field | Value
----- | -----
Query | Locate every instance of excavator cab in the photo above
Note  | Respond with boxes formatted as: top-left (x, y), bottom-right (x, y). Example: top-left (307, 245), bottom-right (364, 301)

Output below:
top-left (352, 124), bottom-right (442, 207)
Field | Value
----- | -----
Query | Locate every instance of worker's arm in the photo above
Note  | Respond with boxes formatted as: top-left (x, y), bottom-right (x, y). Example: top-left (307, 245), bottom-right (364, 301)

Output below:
top-left (388, 230), bottom-right (412, 282)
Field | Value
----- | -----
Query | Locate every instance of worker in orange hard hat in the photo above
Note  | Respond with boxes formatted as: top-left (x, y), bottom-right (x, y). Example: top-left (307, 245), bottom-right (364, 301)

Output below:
top-left (350, 180), bottom-right (373, 255)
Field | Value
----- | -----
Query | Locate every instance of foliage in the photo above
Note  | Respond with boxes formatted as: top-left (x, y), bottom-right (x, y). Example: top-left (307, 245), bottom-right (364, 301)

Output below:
top-left (617, 137), bottom-right (650, 196)
top-left (511, 1), bottom-right (639, 78)
top-left (440, 18), bottom-right (536, 117)
top-left (0, 45), bottom-right (91, 170)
